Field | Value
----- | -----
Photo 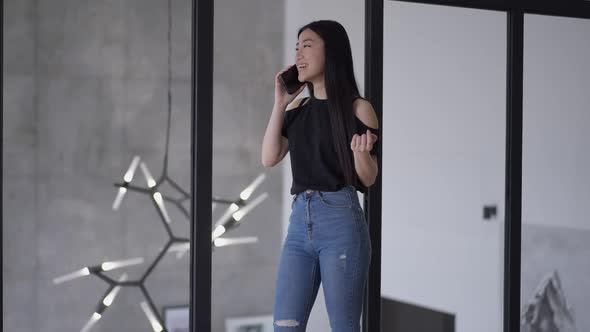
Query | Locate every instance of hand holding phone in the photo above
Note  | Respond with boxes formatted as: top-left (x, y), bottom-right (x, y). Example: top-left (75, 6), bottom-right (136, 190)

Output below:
top-left (279, 64), bottom-right (306, 95)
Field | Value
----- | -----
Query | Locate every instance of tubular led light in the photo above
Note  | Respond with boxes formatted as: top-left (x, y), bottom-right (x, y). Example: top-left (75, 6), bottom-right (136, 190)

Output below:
top-left (140, 162), bottom-right (157, 188)
top-left (101, 258), bottom-right (144, 271)
top-left (240, 173), bottom-right (266, 200)
top-left (214, 236), bottom-right (258, 247)
top-left (112, 187), bottom-right (127, 211)
top-left (53, 267), bottom-right (91, 285)
top-left (140, 301), bottom-right (164, 332)
top-left (233, 193), bottom-right (268, 221)
top-left (124, 156), bottom-right (141, 183)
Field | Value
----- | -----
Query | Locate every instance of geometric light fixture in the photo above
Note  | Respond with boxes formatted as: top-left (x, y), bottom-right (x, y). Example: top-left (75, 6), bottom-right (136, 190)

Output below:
top-left (53, 170), bottom-right (267, 332)
top-left (52, 1), bottom-right (268, 331)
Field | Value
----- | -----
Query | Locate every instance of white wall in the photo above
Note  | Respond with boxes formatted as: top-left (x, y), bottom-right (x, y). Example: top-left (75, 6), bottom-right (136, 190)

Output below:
top-left (522, 14), bottom-right (590, 231)
top-left (282, 1), bottom-right (365, 331)
top-left (381, 3), bottom-right (506, 332)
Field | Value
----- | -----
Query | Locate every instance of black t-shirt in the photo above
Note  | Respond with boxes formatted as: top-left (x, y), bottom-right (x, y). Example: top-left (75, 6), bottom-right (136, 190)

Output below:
top-left (281, 95), bottom-right (379, 195)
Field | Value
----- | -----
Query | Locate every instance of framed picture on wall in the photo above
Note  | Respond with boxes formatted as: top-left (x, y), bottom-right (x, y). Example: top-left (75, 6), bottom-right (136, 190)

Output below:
top-left (162, 305), bottom-right (189, 332)
top-left (225, 315), bottom-right (273, 332)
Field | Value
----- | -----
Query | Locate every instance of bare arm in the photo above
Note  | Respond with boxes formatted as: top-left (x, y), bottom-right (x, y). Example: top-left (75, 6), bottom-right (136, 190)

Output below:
top-left (261, 66), bottom-right (306, 167)
top-left (351, 99), bottom-right (379, 187)
top-left (261, 102), bottom-right (291, 167)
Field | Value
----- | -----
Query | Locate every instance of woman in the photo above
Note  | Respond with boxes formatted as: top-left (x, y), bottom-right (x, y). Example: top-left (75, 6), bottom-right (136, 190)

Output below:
top-left (261, 20), bottom-right (379, 332)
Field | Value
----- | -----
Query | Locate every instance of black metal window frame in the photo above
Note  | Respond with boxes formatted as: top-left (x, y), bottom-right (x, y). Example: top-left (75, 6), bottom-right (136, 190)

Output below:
top-left (1, 1), bottom-right (590, 332)
top-left (1, 3), bottom-right (3, 330)
top-left (361, 1), bottom-right (590, 332)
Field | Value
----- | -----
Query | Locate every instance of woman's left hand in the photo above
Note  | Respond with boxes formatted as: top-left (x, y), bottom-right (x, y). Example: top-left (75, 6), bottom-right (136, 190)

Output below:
top-left (350, 129), bottom-right (378, 154)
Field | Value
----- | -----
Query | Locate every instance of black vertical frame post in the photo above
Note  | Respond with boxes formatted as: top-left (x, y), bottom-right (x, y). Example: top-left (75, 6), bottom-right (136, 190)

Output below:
top-left (504, 9), bottom-right (523, 332)
top-left (363, 0), bottom-right (384, 331)
top-left (190, 0), bottom-right (213, 331)
top-left (1, 1), bottom-right (4, 329)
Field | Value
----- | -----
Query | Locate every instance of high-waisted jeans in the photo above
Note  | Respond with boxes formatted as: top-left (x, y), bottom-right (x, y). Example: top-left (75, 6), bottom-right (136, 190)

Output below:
top-left (273, 185), bottom-right (372, 332)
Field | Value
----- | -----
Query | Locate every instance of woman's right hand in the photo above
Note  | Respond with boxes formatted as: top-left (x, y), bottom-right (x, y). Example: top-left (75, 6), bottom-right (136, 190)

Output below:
top-left (274, 65), bottom-right (306, 109)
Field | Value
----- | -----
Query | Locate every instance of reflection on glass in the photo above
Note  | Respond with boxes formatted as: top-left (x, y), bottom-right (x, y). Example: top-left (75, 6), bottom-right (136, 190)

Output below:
top-left (3, 0), bottom-right (193, 331)
top-left (521, 14), bottom-right (590, 332)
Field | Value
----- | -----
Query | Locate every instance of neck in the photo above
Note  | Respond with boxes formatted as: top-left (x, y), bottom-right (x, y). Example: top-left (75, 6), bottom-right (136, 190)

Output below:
top-left (310, 78), bottom-right (327, 100)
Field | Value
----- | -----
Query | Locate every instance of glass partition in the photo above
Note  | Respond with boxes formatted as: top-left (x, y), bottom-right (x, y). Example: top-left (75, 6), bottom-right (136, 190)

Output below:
top-left (3, 0), bottom-right (192, 331)
top-left (520, 13), bottom-right (590, 332)
top-left (381, 2), bottom-right (507, 332)
top-left (210, 1), bottom-right (367, 331)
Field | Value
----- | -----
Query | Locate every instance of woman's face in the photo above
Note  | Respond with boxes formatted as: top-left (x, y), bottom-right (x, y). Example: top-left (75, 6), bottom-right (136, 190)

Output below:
top-left (295, 28), bottom-right (325, 83)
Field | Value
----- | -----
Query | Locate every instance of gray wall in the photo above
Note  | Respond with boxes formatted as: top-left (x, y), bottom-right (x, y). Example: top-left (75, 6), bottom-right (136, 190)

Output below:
top-left (211, 0), bottom-right (285, 330)
top-left (3, 0), bottom-right (285, 331)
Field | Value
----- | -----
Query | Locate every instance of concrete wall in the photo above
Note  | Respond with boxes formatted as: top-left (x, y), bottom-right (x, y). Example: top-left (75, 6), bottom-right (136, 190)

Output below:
top-left (3, 0), bottom-right (284, 331)
top-left (211, 0), bottom-right (285, 330)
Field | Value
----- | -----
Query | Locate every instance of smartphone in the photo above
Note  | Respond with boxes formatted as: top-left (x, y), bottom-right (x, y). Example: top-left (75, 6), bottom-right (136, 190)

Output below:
top-left (279, 64), bottom-right (306, 94)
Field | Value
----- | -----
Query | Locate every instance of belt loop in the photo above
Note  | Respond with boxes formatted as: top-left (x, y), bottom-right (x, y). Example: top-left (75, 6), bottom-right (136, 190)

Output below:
top-left (346, 185), bottom-right (356, 200)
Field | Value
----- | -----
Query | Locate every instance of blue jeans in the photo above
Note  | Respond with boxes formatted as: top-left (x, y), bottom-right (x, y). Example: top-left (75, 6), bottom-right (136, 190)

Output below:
top-left (273, 185), bottom-right (372, 332)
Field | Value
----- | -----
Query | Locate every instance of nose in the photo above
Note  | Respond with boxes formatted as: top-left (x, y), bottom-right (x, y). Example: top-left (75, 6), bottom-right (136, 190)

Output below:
top-left (295, 50), bottom-right (303, 61)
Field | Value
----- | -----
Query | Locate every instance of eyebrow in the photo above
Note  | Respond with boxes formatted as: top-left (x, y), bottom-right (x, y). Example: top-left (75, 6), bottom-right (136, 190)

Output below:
top-left (296, 38), bottom-right (314, 46)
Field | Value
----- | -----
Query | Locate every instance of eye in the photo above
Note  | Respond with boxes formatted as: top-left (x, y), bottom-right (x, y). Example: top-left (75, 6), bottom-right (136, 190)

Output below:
top-left (295, 44), bottom-right (311, 51)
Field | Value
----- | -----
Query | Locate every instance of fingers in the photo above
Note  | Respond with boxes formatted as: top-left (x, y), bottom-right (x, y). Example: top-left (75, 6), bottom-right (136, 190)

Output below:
top-left (365, 130), bottom-right (378, 148)
top-left (350, 134), bottom-right (358, 150)
top-left (351, 134), bottom-right (368, 152)
top-left (367, 129), bottom-right (378, 142)
top-left (350, 131), bottom-right (378, 153)
top-left (367, 132), bottom-right (373, 151)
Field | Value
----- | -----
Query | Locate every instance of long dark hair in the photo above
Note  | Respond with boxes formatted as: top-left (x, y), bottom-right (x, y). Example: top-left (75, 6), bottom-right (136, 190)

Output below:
top-left (298, 20), bottom-right (362, 186)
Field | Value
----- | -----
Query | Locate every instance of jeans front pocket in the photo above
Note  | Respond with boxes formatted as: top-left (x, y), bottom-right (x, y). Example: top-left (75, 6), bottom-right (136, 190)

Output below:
top-left (318, 191), bottom-right (352, 208)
